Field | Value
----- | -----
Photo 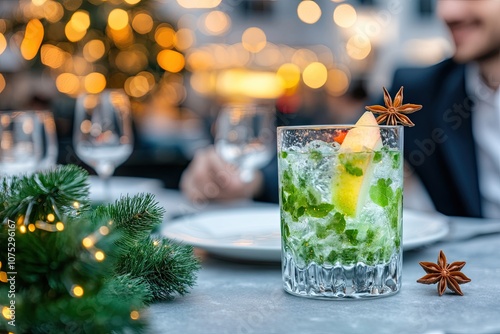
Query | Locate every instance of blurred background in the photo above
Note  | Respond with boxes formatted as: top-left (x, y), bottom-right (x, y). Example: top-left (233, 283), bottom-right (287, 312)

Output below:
top-left (0, 0), bottom-right (452, 189)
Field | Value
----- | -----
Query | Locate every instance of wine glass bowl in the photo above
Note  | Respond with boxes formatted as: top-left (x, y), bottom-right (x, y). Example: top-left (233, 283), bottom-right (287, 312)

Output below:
top-left (215, 103), bottom-right (275, 183)
top-left (0, 110), bottom-right (43, 176)
top-left (73, 90), bottom-right (133, 196)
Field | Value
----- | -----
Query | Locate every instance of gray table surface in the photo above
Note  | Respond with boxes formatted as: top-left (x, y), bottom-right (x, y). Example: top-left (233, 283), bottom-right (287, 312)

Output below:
top-left (150, 202), bottom-right (500, 334)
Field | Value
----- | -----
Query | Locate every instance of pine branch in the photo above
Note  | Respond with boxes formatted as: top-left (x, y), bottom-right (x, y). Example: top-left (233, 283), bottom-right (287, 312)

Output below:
top-left (0, 165), bottom-right (90, 225)
top-left (93, 194), bottom-right (165, 249)
top-left (116, 237), bottom-right (200, 302)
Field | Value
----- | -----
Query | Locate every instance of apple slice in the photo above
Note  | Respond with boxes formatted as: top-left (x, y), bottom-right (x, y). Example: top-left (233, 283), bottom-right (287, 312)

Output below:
top-left (332, 112), bottom-right (382, 217)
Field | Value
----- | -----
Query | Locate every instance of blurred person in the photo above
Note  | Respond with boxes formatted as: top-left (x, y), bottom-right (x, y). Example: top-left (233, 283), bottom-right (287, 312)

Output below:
top-left (393, 0), bottom-right (500, 217)
top-left (181, 0), bottom-right (500, 218)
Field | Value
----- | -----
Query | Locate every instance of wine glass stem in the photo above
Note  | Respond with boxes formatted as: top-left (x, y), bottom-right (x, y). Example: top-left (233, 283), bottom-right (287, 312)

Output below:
top-left (96, 163), bottom-right (115, 202)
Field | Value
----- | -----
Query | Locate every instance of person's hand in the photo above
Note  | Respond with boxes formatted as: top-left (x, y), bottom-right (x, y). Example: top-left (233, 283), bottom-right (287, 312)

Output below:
top-left (180, 146), bottom-right (263, 202)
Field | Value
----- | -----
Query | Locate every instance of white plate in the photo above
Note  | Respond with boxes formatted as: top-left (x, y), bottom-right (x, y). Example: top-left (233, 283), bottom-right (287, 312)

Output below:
top-left (161, 207), bottom-right (449, 262)
top-left (89, 176), bottom-right (163, 203)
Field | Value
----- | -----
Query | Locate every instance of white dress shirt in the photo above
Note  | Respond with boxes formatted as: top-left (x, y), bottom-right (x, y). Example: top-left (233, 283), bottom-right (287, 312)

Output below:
top-left (467, 62), bottom-right (500, 218)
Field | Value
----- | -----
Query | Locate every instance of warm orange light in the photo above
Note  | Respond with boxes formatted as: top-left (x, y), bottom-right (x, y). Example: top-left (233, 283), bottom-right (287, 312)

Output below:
top-left (333, 4), bottom-right (357, 28)
top-left (56, 222), bottom-right (65, 231)
top-left (216, 69), bottom-right (284, 99)
top-left (297, 1), bottom-right (322, 24)
top-left (157, 50), bottom-right (185, 73)
top-left (177, 0), bottom-right (221, 9)
top-left (186, 49), bottom-right (214, 71)
top-left (125, 75), bottom-right (150, 98)
top-left (132, 12), bottom-right (153, 34)
top-left (56, 73), bottom-right (80, 95)
top-left (0, 74), bottom-right (5, 94)
top-left (108, 9), bottom-right (129, 31)
top-left (65, 21), bottom-right (86, 42)
top-left (241, 27), bottom-right (266, 53)
top-left (0, 33), bottom-right (7, 55)
top-left (155, 25), bottom-right (175, 48)
top-left (130, 310), bottom-right (140, 320)
top-left (174, 28), bottom-right (195, 51)
top-left (43, 0), bottom-right (64, 23)
top-left (21, 19), bottom-right (44, 60)
top-left (124, 0), bottom-right (141, 4)
top-left (302, 62), bottom-right (328, 89)
top-left (346, 34), bottom-right (371, 60)
top-left (47, 213), bottom-right (55, 222)
top-left (276, 63), bottom-right (301, 89)
top-left (326, 68), bottom-right (350, 96)
top-left (190, 71), bottom-right (216, 95)
top-left (71, 285), bottom-right (84, 297)
top-left (84, 72), bottom-right (106, 94)
top-left (115, 49), bottom-right (148, 74)
top-left (202, 11), bottom-right (230, 36)
top-left (40, 44), bottom-right (66, 68)
top-left (71, 10), bottom-right (90, 32)
top-left (83, 39), bottom-right (105, 62)
top-left (94, 251), bottom-right (105, 261)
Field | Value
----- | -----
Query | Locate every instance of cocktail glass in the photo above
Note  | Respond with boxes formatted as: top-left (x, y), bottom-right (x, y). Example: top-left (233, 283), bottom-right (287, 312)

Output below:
top-left (278, 120), bottom-right (403, 299)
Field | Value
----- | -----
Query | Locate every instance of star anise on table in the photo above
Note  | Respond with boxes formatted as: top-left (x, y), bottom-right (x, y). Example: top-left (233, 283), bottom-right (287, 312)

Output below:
top-left (417, 250), bottom-right (471, 296)
top-left (365, 86), bottom-right (422, 127)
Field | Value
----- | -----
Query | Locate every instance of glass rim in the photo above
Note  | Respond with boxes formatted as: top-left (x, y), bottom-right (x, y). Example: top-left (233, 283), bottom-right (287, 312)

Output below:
top-left (277, 124), bottom-right (404, 131)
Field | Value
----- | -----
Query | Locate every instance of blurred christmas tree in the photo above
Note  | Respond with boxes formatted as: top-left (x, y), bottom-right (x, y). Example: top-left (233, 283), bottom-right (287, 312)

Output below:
top-left (0, 165), bottom-right (200, 333)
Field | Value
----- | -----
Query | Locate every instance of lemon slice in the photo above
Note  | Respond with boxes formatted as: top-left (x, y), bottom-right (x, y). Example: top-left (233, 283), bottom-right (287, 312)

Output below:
top-left (332, 112), bottom-right (382, 217)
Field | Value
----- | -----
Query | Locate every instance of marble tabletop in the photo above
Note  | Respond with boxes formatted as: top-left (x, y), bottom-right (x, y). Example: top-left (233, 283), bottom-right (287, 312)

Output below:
top-left (150, 211), bottom-right (500, 334)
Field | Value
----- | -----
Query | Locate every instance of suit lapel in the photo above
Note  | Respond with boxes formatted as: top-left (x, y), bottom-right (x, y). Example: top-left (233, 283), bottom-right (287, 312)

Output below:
top-left (433, 64), bottom-right (482, 217)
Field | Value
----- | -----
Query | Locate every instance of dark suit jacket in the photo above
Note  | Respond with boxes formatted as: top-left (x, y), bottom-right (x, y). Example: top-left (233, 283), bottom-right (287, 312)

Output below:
top-left (390, 58), bottom-right (482, 217)
top-left (259, 58), bottom-right (482, 217)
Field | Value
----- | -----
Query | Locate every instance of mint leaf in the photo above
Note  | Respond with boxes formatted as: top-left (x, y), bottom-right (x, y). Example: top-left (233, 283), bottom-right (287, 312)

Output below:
top-left (391, 151), bottom-right (401, 169)
top-left (341, 248), bottom-right (358, 263)
top-left (327, 212), bottom-right (346, 234)
top-left (373, 151), bottom-right (383, 163)
top-left (307, 203), bottom-right (334, 218)
top-left (281, 151), bottom-right (288, 159)
top-left (344, 162), bottom-right (363, 176)
top-left (365, 228), bottom-right (376, 245)
top-left (327, 250), bottom-right (338, 264)
top-left (369, 178), bottom-right (393, 207)
top-left (345, 229), bottom-right (359, 245)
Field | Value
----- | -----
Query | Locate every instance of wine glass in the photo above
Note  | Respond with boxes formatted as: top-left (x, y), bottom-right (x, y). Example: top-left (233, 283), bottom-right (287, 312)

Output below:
top-left (214, 103), bottom-right (275, 183)
top-left (36, 110), bottom-right (58, 172)
top-left (0, 110), bottom-right (43, 177)
top-left (73, 89), bottom-right (134, 200)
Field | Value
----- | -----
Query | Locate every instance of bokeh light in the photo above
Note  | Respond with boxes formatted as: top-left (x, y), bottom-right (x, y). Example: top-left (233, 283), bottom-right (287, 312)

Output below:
top-left (0, 74), bottom-right (5, 94)
top-left (21, 19), bottom-right (44, 60)
top-left (333, 4), bottom-right (357, 28)
top-left (83, 39), bottom-right (105, 62)
top-left (84, 72), bottom-right (106, 94)
top-left (155, 25), bottom-right (175, 48)
top-left (325, 68), bottom-right (350, 96)
top-left (302, 62), bottom-right (327, 89)
top-left (241, 27), bottom-right (266, 53)
top-left (177, 0), bottom-right (222, 8)
top-left (201, 11), bottom-right (230, 36)
top-left (132, 12), bottom-right (153, 34)
top-left (71, 285), bottom-right (84, 297)
top-left (346, 34), bottom-right (371, 60)
top-left (56, 72), bottom-right (80, 95)
top-left (157, 49), bottom-right (185, 73)
top-left (276, 63), bottom-right (301, 89)
top-left (0, 33), bottom-right (6, 54)
top-left (297, 1), bottom-right (322, 24)
top-left (108, 9), bottom-right (129, 31)
top-left (174, 28), bottom-right (195, 51)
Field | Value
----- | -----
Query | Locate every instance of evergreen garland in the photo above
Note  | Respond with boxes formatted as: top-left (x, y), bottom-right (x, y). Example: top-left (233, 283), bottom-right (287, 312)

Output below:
top-left (0, 165), bottom-right (200, 333)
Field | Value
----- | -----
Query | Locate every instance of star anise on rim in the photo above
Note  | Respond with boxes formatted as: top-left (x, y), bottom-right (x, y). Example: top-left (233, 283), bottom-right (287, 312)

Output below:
top-left (417, 250), bottom-right (471, 296)
top-left (365, 86), bottom-right (422, 127)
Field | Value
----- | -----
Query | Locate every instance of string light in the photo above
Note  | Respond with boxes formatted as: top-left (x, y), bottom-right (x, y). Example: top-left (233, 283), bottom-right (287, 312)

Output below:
top-left (71, 285), bottom-right (84, 297)
top-left (99, 226), bottom-right (109, 235)
top-left (130, 310), bottom-right (140, 320)
top-left (19, 226), bottom-right (27, 234)
top-left (47, 213), bottom-right (55, 222)
top-left (56, 222), bottom-right (65, 231)
top-left (82, 237), bottom-right (94, 248)
top-left (94, 251), bottom-right (105, 261)
top-left (28, 224), bottom-right (36, 232)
